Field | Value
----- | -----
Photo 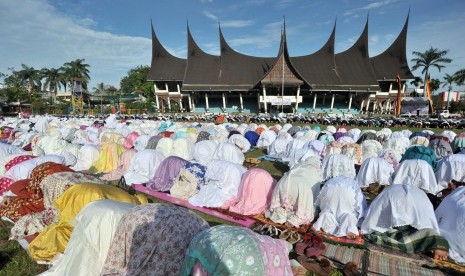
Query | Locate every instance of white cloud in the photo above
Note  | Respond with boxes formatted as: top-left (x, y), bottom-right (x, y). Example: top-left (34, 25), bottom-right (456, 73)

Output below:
top-left (0, 0), bottom-right (151, 89)
top-left (203, 11), bottom-right (218, 21)
top-left (222, 20), bottom-right (254, 28)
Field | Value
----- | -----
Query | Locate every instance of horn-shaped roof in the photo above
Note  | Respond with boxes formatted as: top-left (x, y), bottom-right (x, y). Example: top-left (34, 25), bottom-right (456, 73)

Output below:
top-left (261, 20), bottom-right (304, 86)
top-left (147, 21), bottom-right (186, 81)
top-left (291, 21), bottom-right (341, 89)
top-left (334, 17), bottom-right (379, 89)
top-left (370, 13), bottom-right (414, 80)
top-left (182, 25), bottom-right (221, 91)
top-left (218, 26), bottom-right (276, 90)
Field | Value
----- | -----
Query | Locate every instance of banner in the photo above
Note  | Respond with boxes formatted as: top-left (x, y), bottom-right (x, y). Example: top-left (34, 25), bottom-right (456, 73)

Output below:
top-left (401, 97), bottom-right (429, 115)
top-left (270, 97), bottom-right (292, 106)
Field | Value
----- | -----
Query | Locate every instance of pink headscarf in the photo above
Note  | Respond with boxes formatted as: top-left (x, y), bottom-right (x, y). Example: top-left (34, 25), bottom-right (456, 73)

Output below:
top-left (225, 168), bottom-right (276, 215)
top-left (123, 132), bottom-right (140, 149)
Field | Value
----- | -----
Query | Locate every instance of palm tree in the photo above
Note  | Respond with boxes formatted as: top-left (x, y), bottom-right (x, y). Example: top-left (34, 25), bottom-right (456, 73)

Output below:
top-left (42, 67), bottom-right (64, 102)
top-left (442, 73), bottom-right (455, 109)
top-left (92, 82), bottom-right (107, 94)
top-left (62, 59), bottom-right (91, 92)
top-left (454, 69), bottom-right (465, 85)
top-left (16, 64), bottom-right (40, 93)
top-left (411, 47), bottom-right (452, 89)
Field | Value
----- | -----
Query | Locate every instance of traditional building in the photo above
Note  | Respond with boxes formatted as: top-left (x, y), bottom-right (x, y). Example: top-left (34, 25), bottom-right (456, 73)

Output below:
top-left (148, 14), bottom-right (414, 114)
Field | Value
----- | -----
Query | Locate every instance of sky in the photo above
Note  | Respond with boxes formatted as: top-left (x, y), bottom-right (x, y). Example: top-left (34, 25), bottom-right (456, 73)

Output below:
top-left (0, 0), bottom-right (464, 92)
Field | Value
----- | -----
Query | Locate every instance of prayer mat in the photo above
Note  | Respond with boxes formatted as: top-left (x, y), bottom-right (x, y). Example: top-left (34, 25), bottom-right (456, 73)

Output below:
top-left (323, 243), bottom-right (445, 276)
top-left (309, 229), bottom-right (367, 248)
top-left (257, 155), bottom-right (287, 163)
top-left (433, 259), bottom-right (465, 275)
top-left (253, 213), bottom-right (311, 234)
top-left (132, 184), bottom-right (256, 227)
top-left (363, 226), bottom-right (449, 254)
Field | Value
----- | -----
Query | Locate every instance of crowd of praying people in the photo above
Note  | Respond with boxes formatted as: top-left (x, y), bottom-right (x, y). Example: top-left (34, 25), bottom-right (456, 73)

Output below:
top-left (0, 113), bottom-right (464, 275)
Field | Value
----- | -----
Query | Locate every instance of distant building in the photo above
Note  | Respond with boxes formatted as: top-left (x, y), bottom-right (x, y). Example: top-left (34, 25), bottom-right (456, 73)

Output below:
top-left (148, 14), bottom-right (414, 114)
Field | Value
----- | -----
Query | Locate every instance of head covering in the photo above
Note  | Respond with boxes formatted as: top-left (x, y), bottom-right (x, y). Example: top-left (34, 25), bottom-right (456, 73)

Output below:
top-left (244, 131), bottom-right (260, 147)
top-left (100, 149), bottom-right (137, 181)
top-left (321, 154), bottom-right (356, 181)
top-left (147, 156), bottom-right (187, 192)
top-left (170, 162), bottom-right (207, 200)
top-left (391, 159), bottom-right (440, 194)
top-left (134, 135), bottom-right (150, 151)
top-left (123, 149), bottom-right (165, 186)
top-left (145, 136), bottom-right (161, 150)
top-left (361, 184), bottom-right (439, 234)
top-left (266, 156), bottom-right (322, 227)
top-left (313, 176), bottom-right (367, 237)
top-left (435, 186), bottom-right (465, 263)
top-left (62, 152), bottom-right (77, 167)
top-left (182, 225), bottom-right (292, 276)
top-left (213, 142), bottom-right (245, 165)
top-left (188, 160), bottom-right (246, 208)
top-left (156, 138), bottom-right (174, 157)
top-left (400, 145), bottom-right (437, 171)
top-left (356, 157), bottom-right (394, 187)
top-left (226, 168), bottom-right (277, 216)
top-left (101, 204), bottom-right (210, 276)
top-left (123, 132), bottom-right (140, 149)
top-left (192, 140), bottom-right (218, 166)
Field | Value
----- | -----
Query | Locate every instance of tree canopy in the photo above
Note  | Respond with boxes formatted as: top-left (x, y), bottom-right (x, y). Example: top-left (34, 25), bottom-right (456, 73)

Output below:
top-left (411, 47), bottom-right (452, 86)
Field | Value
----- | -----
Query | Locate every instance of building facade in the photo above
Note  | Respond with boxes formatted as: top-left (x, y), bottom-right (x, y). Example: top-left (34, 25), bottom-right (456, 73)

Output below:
top-left (148, 14), bottom-right (414, 115)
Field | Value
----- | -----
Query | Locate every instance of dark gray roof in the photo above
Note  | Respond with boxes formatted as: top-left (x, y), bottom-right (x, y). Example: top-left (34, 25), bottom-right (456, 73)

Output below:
top-left (147, 23), bottom-right (186, 81)
top-left (261, 24), bottom-right (304, 87)
top-left (219, 27), bottom-right (276, 90)
top-left (149, 15), bottom-right (414, 92)
top-left (334, 18), bottom-right (379, 89)
top-left (370, 14), bottom-right (414, 80)
top-left (182, 26), bottom-right (221, 91)
top-left (291, 22), bottom-right (341, 89)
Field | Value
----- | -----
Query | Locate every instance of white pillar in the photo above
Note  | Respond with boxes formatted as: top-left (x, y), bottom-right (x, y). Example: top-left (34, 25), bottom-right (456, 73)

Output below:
top-left (154, 84), bottom-right (160, 110)
top-left (177, 84), bottom-right (181, 93)
top-left (192, 95), bottom-right (196, 112)
top-left (366, 98), bottom-right (371, 113)
top-left (222, 92), bottom-right (226, 111)
top-left (330, 93), bottom-right (335, 111)
top-left (262, 87), bottom-right (267, 113)
top-left (167, 95), bottom-right (171, 111)
top-left (188, 94), bottom-right (192, 112)
top-left (360, 100), bottom-right (365, 113)
top-left (295, 86), bottom-right (300, 113)
top-left (179, 96), bottom-right (183, 110)
top-left (165, 83), bottom-right (169, 91)
top-left (205, 92), bottom-right (209, 111)
top-left (388, 83), bottom-right (393, 92)
top-left (313, 94), bottom-right (317, 111)
top-left (386, 100), bottom-right (391, 113)
top-left (239, 92), bottom-right (244, 112)
top-left (348, 94), bottom-right (353, 112)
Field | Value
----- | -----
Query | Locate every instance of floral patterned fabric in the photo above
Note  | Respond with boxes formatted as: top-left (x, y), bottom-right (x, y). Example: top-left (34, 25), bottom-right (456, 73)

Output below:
top-left (0, 177), bottom-right (13, 196)
top-left (0, 162), bottom-right (73, 222)
top-left (10, 171), bottom-right (102, 240)
top-left (101, 204), bottom-right (209, 276)
top-left (181, 225), bottom-right (292, 276)
top-left (4, 155), bottom-right (36, 171)
top-left (170, 162), bottom-right (206, 200)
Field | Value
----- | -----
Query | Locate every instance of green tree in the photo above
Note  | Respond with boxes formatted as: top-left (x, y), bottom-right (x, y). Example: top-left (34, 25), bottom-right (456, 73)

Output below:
top-left (430, 78), bottom-right (440, 92)
top-left (42, 67), bottom-right (64, 102)
top-left (442, 73), bottom-right (455, 109)
top-left (454, 68), bottom-right (465, 85)
top-left (62, 59), bottom-right (91, 91)
top-left (16, 64), bottom-right (41, 93)
top-left (120, 65), bottom-right (154, 108)
top-left (411, 47), bottom-right (452, 89)
top-left (92, 82), bottom-right (107, 93)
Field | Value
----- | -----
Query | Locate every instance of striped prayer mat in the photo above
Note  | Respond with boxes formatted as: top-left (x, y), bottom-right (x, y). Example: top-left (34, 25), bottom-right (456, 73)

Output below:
top-left (322, 243), bottom-right (445, 276)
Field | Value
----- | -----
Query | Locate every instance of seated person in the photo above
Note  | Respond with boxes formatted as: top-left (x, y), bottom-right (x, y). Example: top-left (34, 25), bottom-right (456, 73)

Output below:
top-left (313, 176), bottom-right (367, 239)
top-left (361, 184), bottom-right (449, 260)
